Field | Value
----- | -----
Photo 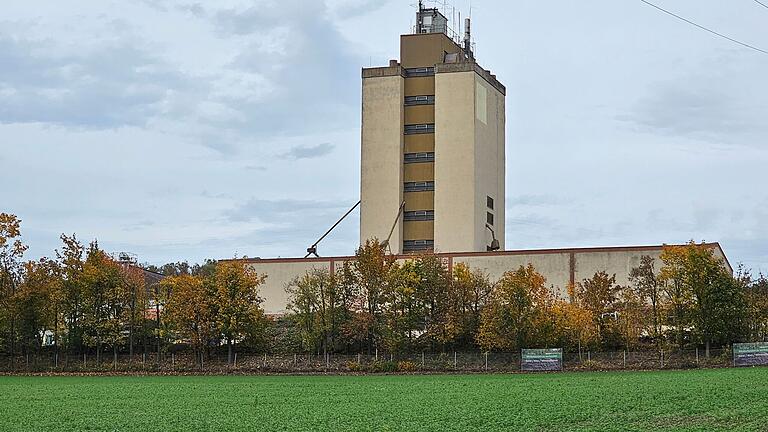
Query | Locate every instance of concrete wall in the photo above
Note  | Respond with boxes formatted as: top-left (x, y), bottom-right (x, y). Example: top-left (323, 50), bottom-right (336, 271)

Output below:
top-left (245, 244), bottom-right (732, 315)
top-left (473, 74), bottom-right (506, 251)
top-left (360, 74), bottom-right (404, 253)
top-left (434, 70), bottom-right (476, 253)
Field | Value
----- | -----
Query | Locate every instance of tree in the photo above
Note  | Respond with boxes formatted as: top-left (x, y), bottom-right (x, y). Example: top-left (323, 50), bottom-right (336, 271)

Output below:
top-left (477, 265), bottom-right (556, 351)
top-left (120, 264), bottom-right (147, 358)
top-left (351, 239), bottom-right (395, 353)
top-left (212, 260), bottom-right (266, 365)
top-left (0, 213), bottom-right (28, 358)
top-left (413, 254), bottom-right (451, 350)
top-left (745, 274), bottom-right (768, 341)
top-left (660, 242), bottom-right (745, 355)
top-left (446, 263), bottom-right (492, 350)
top-left (14, 258), bottom-right (60, 354)
top-left (576, 271), bottom-right (622, 346)
top-left (381, 260), bottom-right (423, 352)
top-left (56, 234), bottom-right (86, 354)
top-left (161, 274), bottom-right (216, 366)
top-left (81, 242), bottom-right (125, 363)
top-left (629, 256), bottom-right (665, 347)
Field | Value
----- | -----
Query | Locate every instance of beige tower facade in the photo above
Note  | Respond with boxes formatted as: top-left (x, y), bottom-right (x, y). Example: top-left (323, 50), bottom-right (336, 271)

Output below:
top-left (360, 7), bottom-right (506, 254)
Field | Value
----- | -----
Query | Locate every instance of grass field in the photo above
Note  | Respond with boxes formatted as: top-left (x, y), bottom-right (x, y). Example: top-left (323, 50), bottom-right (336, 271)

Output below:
top-left (0, 368), bottom-right (766, 431)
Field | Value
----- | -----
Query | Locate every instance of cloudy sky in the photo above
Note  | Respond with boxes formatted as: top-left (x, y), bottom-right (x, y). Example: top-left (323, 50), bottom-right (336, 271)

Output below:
top-left (1, 0), bottom-right (767, 272)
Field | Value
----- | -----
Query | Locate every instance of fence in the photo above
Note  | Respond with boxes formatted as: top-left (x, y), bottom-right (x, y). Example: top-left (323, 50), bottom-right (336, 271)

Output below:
top-left (0, 348), bottom-right (736, 374)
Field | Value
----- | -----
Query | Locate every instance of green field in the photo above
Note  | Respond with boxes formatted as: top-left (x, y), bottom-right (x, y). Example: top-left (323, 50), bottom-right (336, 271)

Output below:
top-left (1, 368), bottom-right (766, 431)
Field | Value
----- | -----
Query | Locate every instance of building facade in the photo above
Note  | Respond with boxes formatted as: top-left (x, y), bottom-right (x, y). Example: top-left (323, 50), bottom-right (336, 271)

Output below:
top-left (360, 6), bottom-right (505, 255)
top-left (245, 244), bottom-right (732, 316)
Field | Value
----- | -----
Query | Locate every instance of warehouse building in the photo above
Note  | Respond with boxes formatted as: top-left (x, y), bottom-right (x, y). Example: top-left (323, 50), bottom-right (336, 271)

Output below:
top-left (240, 5), bottom-right (732, 316)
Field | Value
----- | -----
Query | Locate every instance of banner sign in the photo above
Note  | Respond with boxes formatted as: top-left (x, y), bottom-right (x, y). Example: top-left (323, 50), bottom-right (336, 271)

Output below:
top-left (521, 348), bottom-right (563, 372)
top-left (733, 343), bottom-right (768, 367)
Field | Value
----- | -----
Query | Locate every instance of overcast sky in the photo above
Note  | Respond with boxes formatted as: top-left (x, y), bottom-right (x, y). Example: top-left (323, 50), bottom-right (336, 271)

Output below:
top-left (1, 0), bottom-right (767, 272)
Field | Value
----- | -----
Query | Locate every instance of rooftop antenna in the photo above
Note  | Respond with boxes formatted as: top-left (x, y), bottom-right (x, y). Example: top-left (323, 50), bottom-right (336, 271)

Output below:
top-left (417, 0), bottom-right (424, 33)
top-left (305, 200), bottom-right (361, 258)
top-left (381, 201), bottom-right (407, 254)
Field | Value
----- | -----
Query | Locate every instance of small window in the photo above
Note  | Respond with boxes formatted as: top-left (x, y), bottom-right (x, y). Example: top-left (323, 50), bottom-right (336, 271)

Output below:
top-left (404, 124), bottom-right (435, 135)
top-left (404, 210), bottom-right (434, 222)
top-left (405, 67), bottom-right (435, 77)
top-left (404, 181), bottom-right (435, 193)
top-left (404, 95), bottom-right (435, 106)
top-left (487, 196), bottom-right (494, 210)
top-left (487, 212), bottom-right (494, 226)
top-left (404, 152), bottom-right (435, 164)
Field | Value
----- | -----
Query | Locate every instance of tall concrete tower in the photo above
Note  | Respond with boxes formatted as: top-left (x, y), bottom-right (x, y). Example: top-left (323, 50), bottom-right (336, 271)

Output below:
top-left (360, 5), bottom-right (505, 254)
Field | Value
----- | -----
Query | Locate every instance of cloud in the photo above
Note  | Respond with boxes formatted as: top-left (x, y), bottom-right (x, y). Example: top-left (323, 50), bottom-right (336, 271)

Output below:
top-left (0, 34), bottom-right (194, 128)
top-left (224, 198), bottom-right (350, 223)
top-left (280, 142), bottom-right (335, 160)
top-left (617, 54), bottom-right (768, 145)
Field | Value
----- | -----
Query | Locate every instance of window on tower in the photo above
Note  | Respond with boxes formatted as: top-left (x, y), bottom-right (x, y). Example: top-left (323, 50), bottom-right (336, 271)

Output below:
top-left (404, 152), bottom-right (435, 164)
top-left (404, 210), bottom-right (434, 221)
top-left (404, 95), bottom-right (435, 106)
top-left (487, 212), bottom-right (494, 226)
top-left (404, 124), bottom-right (435, 135)
top-left (404, 181), bottom-right (435, 192)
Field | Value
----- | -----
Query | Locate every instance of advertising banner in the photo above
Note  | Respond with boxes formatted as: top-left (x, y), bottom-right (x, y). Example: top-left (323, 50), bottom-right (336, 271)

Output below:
top-left (734, 343), bottom-right (768, 367)
top-left (521, 348), bottom-right (563, 372)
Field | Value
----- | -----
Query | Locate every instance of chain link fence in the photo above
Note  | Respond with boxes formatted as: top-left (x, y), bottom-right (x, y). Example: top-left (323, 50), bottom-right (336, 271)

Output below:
top-left (0, 348), bottom-right (736, 374)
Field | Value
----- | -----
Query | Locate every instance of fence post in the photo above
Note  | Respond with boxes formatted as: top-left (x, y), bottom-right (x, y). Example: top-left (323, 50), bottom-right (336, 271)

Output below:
top-left (83, 353), bottom-right (86, 368)
top-left (294, 353), bottom-right (297, 366)
top-left (358, 353), bottom-right (361, 364)
top-left (587, 351), bottom-right (591, 362)
top-left (54, 352), bottom-right (58, 369)
top-left (375, 348), bottom-right (378, 361)
top-left (485, 352), bottom-right (488, 371)
top-left (422, 352), bottom-right (425, 367)
top-left (234, 352), bottom-right (238, 368)
top-left (264, 353), bottom-right (267, 368)
top-left (454, 351), bottom-right (457, 368)
top-left (623, 351), bottom-right (626, 369)
top-left (171, 353), bottom-right (175, 369)
top-left (696, 348), bottom-right (699, 365)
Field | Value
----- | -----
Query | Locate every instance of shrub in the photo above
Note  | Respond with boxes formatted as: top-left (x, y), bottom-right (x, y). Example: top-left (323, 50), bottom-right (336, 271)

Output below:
top-left (397, 361), bottom-right (418, 372)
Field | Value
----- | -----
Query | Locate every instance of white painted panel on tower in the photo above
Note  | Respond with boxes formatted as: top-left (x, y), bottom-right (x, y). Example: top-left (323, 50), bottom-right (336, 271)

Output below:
top-left (476, 80), bottom-right (487, 125)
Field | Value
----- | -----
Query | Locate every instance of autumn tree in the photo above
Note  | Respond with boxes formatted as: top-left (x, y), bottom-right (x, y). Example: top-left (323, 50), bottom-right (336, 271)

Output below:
top-left (161, 274), bottom-right (216, 366)
top-left (477, 265), bottom-right (557, 351)
top-left (446, 263), bottom-right (492, 350)
top-left (660, 242), bottom-right (746, 355)
top-left (120, 264), bottom-right (147, 357)
top-left (576, 271), bottom-right (622, 346)
top-left (381, 260), bottom-right (423, 352)
top-left (212, 260), bottom-right (266, 365)
top-left (0, 213), bottom-right (28, 358)
top-left (56, 234), bottom-right (86, 354)
top-left (745, 274), bottom-right (768, 341)
top-left (629, 256), bottom-right (665, 347)
top-left (81, 242), bottom-right (125, 363)
top-left (13, 258), bottom-right (60, 354)
top-left (413, 254), bottom-right (451, 350)
top-left (350, 239), bottom-right (395, 353)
